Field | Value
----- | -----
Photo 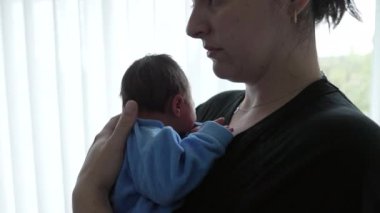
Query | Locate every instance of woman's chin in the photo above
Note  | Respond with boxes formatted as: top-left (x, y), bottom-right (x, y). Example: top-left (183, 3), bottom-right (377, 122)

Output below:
top-left (213, 64), bottom-right (230, 78)
top-left (213, 66), bottom-right (241, 82)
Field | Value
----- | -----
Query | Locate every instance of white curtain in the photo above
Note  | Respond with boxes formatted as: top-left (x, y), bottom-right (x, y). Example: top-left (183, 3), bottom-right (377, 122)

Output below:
top-left (0, 0), bottom-right (377, 213)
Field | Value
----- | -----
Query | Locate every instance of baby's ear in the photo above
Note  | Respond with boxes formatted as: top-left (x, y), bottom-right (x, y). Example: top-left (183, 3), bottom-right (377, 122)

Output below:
top-left (170, 94), bottom-right (184, 117)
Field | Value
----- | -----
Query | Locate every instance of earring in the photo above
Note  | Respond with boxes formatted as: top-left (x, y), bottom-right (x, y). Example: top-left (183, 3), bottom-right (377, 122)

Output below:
top-left (294, 10), bottom-right (298, 24)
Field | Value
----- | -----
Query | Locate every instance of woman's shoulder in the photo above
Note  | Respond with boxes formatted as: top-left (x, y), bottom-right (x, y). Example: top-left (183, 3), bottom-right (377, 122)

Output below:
top-left (297, 106), bottom-right (380, 144)
top-left (275, 77), bottom-right (380, 143)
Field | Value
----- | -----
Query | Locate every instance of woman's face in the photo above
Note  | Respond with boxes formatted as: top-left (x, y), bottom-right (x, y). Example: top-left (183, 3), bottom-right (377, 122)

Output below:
top-left (186, 0), bottom-right (292, 83)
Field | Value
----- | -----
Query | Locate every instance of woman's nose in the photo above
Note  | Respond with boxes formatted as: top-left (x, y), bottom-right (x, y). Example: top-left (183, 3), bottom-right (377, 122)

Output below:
top-left (186, 7), bottom-right (209, 39)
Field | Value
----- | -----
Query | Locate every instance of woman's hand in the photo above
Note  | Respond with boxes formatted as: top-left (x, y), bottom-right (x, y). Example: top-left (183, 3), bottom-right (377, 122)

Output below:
top-left (72, 100), bottom-right (138, 213)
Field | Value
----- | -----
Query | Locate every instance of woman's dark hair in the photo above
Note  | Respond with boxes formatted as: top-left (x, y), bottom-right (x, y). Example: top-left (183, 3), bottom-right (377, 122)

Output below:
top-left (311, 0), bottom-right (361, 27)
top-left (120, 54), bottom-right (189, 113)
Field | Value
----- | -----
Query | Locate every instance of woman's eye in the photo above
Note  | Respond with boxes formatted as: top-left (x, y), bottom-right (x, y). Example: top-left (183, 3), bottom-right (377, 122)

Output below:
top-left (190, 0), bottom-right (195, 8)
top-left (190, 0), bottom-right (220, 8)
top-left (208, 0), bottom-right (223, 7)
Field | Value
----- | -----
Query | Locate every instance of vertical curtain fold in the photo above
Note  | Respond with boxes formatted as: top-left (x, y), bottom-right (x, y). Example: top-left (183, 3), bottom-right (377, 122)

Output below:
top-left (52, 0), bottom-right (87, 211)
top-left (371, 0), bottom-right (380, 123)
top-left (22, 0), bottom-right (66, 212)
top-left (0, 2), bottom-right (16, 212)
top-left (80, 0), bottom-right (109, 150)
top-left (1, 0), bottom-right (39, 212)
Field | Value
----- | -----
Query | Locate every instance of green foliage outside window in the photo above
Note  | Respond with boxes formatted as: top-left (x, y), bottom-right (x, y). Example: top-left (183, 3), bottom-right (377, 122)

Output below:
top-left (319, 53), bottom-right (373, 114)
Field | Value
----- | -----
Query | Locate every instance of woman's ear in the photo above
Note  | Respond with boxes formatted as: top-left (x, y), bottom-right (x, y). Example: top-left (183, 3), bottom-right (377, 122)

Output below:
top-left (288, 0), bottom-right (310, 22)
top-left (170, 94), bottom-right (184, 117)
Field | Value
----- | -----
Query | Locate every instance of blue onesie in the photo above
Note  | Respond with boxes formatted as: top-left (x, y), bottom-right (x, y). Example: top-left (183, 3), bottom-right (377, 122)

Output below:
top-left (111, 118), bottom-right (233, 213)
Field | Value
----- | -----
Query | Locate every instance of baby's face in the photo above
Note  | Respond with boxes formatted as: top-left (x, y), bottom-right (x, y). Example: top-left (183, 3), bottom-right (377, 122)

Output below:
top-left (181, 95), bottom-right (197, 133)
top-left (173, 92), bottom-right (196, 135)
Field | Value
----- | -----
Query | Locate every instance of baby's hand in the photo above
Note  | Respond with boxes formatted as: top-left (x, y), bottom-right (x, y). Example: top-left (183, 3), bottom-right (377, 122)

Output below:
top-left (190, 122), bottom-right (202, 133)
top-left (214, 117), bottom-right (234, 133)
top-left (191, 118), bottom-right (233, 133)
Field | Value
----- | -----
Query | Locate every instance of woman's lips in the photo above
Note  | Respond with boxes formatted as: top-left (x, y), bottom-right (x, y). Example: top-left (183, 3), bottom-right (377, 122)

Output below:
top-left (205, 46), bottom-right (223, 58)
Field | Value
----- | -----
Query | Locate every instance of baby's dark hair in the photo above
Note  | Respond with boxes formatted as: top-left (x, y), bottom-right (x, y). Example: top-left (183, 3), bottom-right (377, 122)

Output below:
top-left (311, 0), bottom-right (361, 27)
top-left (120, 54), bottom-right (190, 113)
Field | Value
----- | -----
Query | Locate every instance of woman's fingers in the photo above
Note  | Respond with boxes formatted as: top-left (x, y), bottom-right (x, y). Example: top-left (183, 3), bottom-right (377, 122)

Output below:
top-left (109, 100), bottom-right (138, 146)
top-left (95, 100), bottom-right (138, 188)
top-left (93, 100), bottom-right (138, 188)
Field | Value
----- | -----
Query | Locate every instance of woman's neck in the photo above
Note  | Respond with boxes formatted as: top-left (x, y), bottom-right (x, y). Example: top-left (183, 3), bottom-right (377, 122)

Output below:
top-left (229, 37), bottom-right (322, 135)
top-left (229, 75), bottom-right (319, 136)
top-left (243, 33), bottom-right (321, 111)
top-left (242, 72), bottom-right (321, 111)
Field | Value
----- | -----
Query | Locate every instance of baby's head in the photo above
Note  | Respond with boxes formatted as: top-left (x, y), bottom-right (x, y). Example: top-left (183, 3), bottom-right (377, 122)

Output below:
top-left (121, 54), bottom-right (196, 134)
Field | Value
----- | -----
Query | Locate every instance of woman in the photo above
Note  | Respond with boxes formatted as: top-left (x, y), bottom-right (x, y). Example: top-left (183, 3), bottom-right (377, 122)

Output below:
top-left (73, 0), bottom-right (380, 212)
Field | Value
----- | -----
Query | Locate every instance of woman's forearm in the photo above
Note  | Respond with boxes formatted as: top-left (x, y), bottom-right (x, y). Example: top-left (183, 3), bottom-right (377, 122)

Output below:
top-left (72, 179), bottom-right (113, 213)
top-left (72, 101), bottom-right (138, 213)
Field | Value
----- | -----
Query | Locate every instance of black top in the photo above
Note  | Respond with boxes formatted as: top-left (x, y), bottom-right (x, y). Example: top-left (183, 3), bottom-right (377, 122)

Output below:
top-left (176, 77), bottom-right (380, 213)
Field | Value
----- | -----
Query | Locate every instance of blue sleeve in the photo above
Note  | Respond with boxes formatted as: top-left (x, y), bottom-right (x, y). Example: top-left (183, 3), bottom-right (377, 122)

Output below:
top-left (127, 121), bottom-right (233, 206)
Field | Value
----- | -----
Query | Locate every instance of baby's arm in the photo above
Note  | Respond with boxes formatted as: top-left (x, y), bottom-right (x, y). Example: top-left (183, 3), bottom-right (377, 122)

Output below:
top-left (128, 121), bottom-right (233, 206)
